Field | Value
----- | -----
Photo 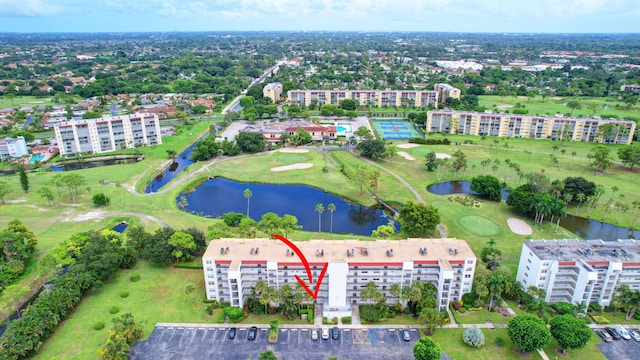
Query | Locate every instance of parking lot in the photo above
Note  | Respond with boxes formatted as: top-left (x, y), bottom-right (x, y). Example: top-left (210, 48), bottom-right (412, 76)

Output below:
top-left (130, 325), bottom-right (440, 360)
top-left (595, 329), bottom-right (640, 360)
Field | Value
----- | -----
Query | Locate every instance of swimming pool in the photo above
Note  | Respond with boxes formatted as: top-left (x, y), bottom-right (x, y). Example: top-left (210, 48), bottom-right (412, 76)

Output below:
top-left (29, 154), bottom-right (45, 163)
top-left (336, 123), bottom-right (353, 136)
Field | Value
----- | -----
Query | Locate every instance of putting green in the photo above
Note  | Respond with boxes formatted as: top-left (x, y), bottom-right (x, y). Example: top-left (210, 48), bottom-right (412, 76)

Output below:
top-left (458, 215), bottom-right (500, 237)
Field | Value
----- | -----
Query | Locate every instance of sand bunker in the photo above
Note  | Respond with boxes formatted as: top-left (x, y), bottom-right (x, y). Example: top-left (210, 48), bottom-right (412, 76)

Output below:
top-left (397, 143), bottom-right (420, 149)
top-left (397, 151), bottom-right (416, 161)
top-left (279, 148), bottom-right (309, 153)
top-left (508, 218), bottom-right (533, 235)
top-left (435, 153), bottom-right (452, 159)
top-left (271, 163), bottom-right (314, 172)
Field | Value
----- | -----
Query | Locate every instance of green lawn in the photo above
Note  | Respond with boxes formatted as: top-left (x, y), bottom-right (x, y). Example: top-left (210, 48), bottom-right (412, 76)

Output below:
top-left (34, 262), bottom-right (209, 360)
top-left (589, 311), bottom-right (640, 325)
top-left (432, 327), bottom-right (605, 360)
top-left (452, 309), bottom-right (513, 325)
top-left (431, 328), bottom-right (544, 360)
top-left (478, 95), bottom-right (640, 120)
top-left (0, 95), bottom-right (54, 109)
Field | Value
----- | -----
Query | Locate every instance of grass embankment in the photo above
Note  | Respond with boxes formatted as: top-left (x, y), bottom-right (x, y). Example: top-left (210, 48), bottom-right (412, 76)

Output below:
top-left (33, 262), bottom-right (209, 360)
top-left (478, 95), bottom-right (640, 120)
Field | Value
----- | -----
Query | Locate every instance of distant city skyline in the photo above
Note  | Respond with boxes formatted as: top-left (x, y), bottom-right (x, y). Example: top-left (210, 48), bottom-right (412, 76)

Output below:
top-left (0, 0), bottom-right (639, 33)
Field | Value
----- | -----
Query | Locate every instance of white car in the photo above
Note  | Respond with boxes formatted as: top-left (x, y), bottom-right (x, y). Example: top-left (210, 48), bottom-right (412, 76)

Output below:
top-left (630, 329), bottom-right (640, 342)
top-left (321, 327), bottom-right (330, 340)
top-left (616, 325), bottom-right (632, 340)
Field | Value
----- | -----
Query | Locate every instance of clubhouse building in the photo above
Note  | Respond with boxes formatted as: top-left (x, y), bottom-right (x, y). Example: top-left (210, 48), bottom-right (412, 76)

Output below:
top-left (54, 113), bottom-right (162, 157)
top-left (203, 238), bottom-right (476, 318)
top-left (426, 110), bottom-right (636, 144)
top-left (287, 84), bottom-right (460, 109)
top-left (517, 239), bottom-right (640, 308)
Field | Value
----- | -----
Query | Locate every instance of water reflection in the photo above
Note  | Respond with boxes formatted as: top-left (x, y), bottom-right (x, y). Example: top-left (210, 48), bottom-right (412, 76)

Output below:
top-left (178, 177), bottom-right (396, 235)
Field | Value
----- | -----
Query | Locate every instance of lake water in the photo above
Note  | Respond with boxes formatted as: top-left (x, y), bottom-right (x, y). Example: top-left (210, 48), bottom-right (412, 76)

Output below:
top-left (144, 142), bottom-right (197, 193)
top-left (426, 180), bottom-right (635, 241)
top-left (179, 177), bottom-right (396, 236)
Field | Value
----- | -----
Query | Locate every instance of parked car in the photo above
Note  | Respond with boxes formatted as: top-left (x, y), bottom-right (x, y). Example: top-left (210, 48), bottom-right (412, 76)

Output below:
top-left (606, 327), bottom-right (622, 340)
top-left (247, 326), bottom-right (258, 341)
top-left (616, 325), bottom-right (632, 340)
top-left (311, 328), bottom-right (319, 341)
top-left (321, 327), bottom-right (330, 340)
top-left (229, 327), bottom-right (237, 339)
top-left (596, 329), bottom-right (613, 342)
top-left (630, 329), bottom-right (640, 342)
top-left (331, 327), bottom-right (340, 340)
top-left (402, 329), bottom-right (411, 341)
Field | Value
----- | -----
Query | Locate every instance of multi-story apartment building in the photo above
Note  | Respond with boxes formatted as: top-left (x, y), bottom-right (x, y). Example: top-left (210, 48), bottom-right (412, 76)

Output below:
top-left (288, 88), bottom-right (444, 109)
top-left (426, 110), bottom-right (636, 144)
top-left (620, 85), bottom-right (640, 92)
top-left (517, 239), bottom-right (640, 308)
top-left (263, 82), bottom-right (283, 103)
top-left (434, 83), bottom-right (462, 104)
top-left (54, 113), bottom-right (162, 157)
top-left (0, 136), bottom-right (28, 161)
top-left (203, 238), bottom-right (476, 318)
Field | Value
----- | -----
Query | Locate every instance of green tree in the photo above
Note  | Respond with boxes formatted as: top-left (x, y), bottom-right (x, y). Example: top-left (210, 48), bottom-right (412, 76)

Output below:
top-left (236, 132), bottom-right (266, 153)
top-left (327, 203), bottom-right (336, 233)
top-left (0, 180), bottom-right (12, 204)
top-left (168, 231), bottom-right (196, 262)
top-left (451, 150), bottom-right (467, 180)
top-left (239, 96), bottom-right (255, 109)
top-left (613, 284), bottom-right (640, 321)
top-left (38, 186), bottom-right (55, 205)
top-left (290, 128), bottom-right (312, 145)
top-left (353, 125), bottom-right (373, 139)
top-left (587, 145), bottom-right (613, 174)
top-left (244, 188), bottom-right (253, 217)
top-left (618, 145), bottom-right (640, 170)
top-left (425, 151), bottom-right (438, 172)
top-left (413, 336), bottom-right (441, 360)
top-left (92, 193), bottom-right (110, 207)
top-left (97, 313), bottom-right (144, 360)
top-left (258, 350), bottom-right (278, 360)
top-left (507, 314), bottom-right (551, 354)
top-left (17, 165), bottom-right (28, 193)
top-left (470, 175), bottom-right (502, 201)
top-left (315, 203), bottom-right (325, 232)
top-left (258, 212), bottom-right (283, 235)
top-left (361, 281), bottom-right (384, 304)
top-left (399, 201), bottom-right (440, 237)
top-left (566, 100), bottom-right (581, 115)
top-left (372, 223), bottom-right (395, 238)
top-left (356, 139), bottom-right (386, 159)
top-left (549, 315), bottom-right (591, 353)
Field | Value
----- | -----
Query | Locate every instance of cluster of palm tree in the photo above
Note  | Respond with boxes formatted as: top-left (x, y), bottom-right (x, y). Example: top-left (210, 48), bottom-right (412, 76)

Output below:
top-left (314, 203), bottom-right (336, 233)
top-left (249, 280), bottom-right (314, 319)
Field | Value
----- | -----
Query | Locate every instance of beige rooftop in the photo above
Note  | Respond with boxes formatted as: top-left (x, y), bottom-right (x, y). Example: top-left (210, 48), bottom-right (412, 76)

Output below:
top-left (203, 238), bottom-right (474, 263)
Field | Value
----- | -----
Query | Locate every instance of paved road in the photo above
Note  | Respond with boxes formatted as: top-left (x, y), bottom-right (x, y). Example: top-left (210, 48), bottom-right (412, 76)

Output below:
top-left (22, 115), bottom-right (34, 130)
top-left (222, 62), bottom-right (283, 114)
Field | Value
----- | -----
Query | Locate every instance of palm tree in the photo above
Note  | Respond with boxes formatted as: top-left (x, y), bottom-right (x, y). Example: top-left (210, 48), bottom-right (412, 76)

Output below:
top-left (327, 203), bottom-right (336, 233)
top-left (244, 188), bottom-right (252, 217)
top-left (575, 193), bottom-right (586, 215)
top-left (315, 203), bottom-right (325, 232)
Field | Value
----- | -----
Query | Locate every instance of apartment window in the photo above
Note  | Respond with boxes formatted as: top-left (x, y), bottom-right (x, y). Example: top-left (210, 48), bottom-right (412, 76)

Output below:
top-left (528, 259), bottom-right (532, 264)
top-left (467, 260), bottom-right (473, 264)
top-left (524, 272), bottom-right (529, 278)
top-left (353, 286), bottom-right (357, 290)
top-left (541, 269), bottom-right (548, 273)
top-left (205, 260), bottom-right (212, 264)
top-left (526, 266), bottom-right (530, 271)
top-left (464, 274), bottom-right (471, 279)
top-left (208, 281), bottom-right (215, 286)
top-left (207, 267), bottom-right (213, 271)
top-left (539, 276), bottom-right (546, 281)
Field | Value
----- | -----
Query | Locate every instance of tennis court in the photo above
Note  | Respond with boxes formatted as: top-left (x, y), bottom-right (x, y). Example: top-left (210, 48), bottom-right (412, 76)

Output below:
top-left (372, 120), bottom-right (421, 140)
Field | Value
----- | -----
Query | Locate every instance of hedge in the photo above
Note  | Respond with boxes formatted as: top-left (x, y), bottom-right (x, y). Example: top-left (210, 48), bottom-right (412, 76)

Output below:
top-left (174, 262), bottom-right (203, 269)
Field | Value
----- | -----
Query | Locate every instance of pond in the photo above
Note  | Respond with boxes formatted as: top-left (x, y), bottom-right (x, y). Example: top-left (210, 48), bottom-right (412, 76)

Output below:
top-left (426, 180), bottom-right (509, 201)
top-left (144, 142), bottom-right (197, 193)
top-left (178, 177), bottom-right (397, 236)
top-left (427, 181), bottom-right (636, 241)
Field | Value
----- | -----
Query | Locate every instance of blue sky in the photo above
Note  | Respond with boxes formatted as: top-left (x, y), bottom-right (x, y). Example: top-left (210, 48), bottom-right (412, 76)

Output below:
top-left (0, 0), bottom-right (639, 33)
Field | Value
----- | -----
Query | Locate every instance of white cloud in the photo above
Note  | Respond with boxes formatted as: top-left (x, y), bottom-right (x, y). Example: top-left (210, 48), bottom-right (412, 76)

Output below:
top-left (0, 0), bottom-right (63, 16)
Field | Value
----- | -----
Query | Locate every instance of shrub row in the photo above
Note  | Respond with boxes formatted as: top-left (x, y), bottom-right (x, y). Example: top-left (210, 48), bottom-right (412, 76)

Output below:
top-left (174, 262), bottom-right (204, 269)
top-left (408, 137), bottom-right (451, 145)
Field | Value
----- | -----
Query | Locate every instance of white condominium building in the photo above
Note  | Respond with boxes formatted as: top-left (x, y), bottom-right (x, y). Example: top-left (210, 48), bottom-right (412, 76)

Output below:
top-left (0, 136), bottom-right (28, 161)
top-left (517, 239), bottom-right (640, 307)
top-left (203, 238), bottom-right (476, 318)
top-left (54, 113), bottom-right (162, 157)
top-left (288, 89), bottom-right (439, 108)
top-left (427, 111), bottom-right (636, 144)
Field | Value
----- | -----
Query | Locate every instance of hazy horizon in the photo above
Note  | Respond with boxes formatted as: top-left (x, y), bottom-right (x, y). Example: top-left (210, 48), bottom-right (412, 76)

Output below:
top-left (1, 0), bottom-right (639, 34)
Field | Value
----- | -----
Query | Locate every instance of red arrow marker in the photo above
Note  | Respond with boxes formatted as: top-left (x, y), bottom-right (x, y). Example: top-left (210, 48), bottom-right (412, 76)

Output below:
top-left (271, 234), bottom-right (328, 300)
